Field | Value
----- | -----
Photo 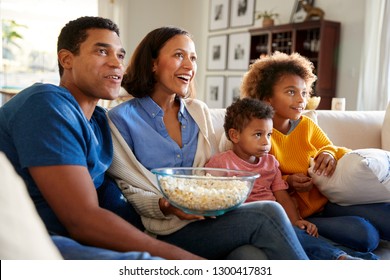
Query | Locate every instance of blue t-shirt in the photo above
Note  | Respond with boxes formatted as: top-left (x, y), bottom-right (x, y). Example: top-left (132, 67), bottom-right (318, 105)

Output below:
top-left (0, 83), bottom-right (113, 235)
top-left (108, 96), bottom-right (199, 170)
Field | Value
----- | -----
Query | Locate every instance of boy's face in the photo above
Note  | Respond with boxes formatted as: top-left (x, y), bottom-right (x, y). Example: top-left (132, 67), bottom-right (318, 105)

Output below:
top-left (230, 118), bottom-right (273, 163)
top-left (267, 74), bottom-right (308, 121)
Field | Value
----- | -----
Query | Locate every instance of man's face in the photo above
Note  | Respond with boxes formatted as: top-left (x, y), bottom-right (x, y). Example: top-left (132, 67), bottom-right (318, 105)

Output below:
top-left (63, 28), bottom-right (125, 103)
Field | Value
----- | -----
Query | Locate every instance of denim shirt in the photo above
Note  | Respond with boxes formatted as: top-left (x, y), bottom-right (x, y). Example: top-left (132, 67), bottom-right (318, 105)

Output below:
top-left (108, 96), bottom-right (199, 170)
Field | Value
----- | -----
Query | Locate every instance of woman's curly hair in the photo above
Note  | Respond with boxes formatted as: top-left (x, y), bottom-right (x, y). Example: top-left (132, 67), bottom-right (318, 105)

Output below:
top-left (240, 51), bottom-right (317, 101)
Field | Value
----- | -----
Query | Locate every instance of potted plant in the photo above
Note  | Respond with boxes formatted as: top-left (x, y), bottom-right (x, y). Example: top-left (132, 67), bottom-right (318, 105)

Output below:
top-left (255, 10), bottom-right (279, 27)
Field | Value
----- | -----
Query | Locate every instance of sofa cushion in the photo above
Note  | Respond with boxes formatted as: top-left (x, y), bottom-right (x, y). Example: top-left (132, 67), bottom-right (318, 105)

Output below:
top-left (316, 110), bottom-right (384, 150)
top-left (308, 148), bottom-right (390, 206)
top-left (382, 102), bottom-right (390, 151)
top-left (0, 152), bottom-right (62, 259)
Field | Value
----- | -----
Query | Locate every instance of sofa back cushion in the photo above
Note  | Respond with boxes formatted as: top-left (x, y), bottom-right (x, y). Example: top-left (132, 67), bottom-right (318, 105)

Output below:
top-left (316, 110), bottom-right (384, 150)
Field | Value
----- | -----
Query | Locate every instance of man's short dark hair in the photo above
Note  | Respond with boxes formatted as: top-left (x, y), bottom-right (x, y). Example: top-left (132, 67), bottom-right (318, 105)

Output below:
top-left (57, 16), bottom-right (120, 76)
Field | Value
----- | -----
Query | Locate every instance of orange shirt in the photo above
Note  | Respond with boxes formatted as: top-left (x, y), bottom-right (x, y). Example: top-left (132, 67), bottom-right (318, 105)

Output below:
top-left (270, 116), bottom-right (351, 218)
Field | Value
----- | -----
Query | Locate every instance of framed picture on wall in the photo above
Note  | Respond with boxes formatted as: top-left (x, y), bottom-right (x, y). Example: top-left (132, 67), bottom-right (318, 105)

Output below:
top-left (207, 35), bottom-right (228, 70)
top-left (290, 0), bottom-right (315, 23)
top-left (230, 0), bottom-right (255, 28)
top-left (209, 0), bottom-right (230, 31)
top-left (225, 76), bottom-right (243, 107)
top-left (227, 32), bottom-right (251, 70)
top-left (205, 76), bottom-right (225, 108)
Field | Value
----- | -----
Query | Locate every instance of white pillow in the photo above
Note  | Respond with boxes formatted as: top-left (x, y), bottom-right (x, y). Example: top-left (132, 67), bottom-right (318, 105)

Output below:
top-left (382, 102), bottom-right (390, 151)
top-left (0, 152), bottom-right (62, 259)
top-left (308, 148), bottom-right (390, 206)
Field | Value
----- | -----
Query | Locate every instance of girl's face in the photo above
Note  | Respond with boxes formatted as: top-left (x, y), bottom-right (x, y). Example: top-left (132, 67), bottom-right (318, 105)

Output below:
top-left (230, 118), bottom-right (273, 163)
top-left (152, 34), bottom-right (197, 98)
top-left (266, 74), bottom-right (308, 121)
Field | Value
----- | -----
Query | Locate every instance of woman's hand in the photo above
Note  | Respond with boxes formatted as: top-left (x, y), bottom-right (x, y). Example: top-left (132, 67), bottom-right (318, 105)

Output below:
top-left (313, 152), bottom-right (337, 177)
top-left (287, 173), bottom-right (314, 192)
top-left (159, 198), bottom-right (205, 220)
top-left (295, 219), bottom-right (319, 237)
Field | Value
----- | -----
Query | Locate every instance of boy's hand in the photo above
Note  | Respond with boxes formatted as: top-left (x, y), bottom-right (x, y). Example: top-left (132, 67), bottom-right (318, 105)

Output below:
top-left (287, 173), bottom-right (313, 192)
top-left (295, 219), bottom-right (318, 237)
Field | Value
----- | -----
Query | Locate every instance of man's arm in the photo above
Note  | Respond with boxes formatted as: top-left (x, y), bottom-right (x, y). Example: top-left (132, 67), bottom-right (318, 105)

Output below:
top-left (29, 165), bottom-right (204, 260)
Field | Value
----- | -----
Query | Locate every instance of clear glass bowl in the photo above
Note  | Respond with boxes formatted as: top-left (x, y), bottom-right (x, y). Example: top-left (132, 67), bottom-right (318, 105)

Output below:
top-left (151, 167), bottom-right (259, 216)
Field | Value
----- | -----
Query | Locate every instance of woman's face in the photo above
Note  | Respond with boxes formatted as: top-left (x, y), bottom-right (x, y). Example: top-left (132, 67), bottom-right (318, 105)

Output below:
top-left (152, 34), bottom-right (197, 98)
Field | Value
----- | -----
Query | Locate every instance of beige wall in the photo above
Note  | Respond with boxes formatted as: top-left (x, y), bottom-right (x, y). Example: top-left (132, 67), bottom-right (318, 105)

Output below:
top-left (106, 0), bottom-right (366, 110)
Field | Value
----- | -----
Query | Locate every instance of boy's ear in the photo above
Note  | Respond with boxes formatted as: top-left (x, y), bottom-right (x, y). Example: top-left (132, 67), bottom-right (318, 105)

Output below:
top-left (228, 128), bottom-right (240, 143)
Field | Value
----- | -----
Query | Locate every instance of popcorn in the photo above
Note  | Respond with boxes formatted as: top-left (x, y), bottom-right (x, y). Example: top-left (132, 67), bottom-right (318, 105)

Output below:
top-left (158, 174), bottom-right (250, 212)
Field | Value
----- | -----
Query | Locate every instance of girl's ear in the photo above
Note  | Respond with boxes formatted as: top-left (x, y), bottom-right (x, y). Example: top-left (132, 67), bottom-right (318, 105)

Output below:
top-left (262, 97), bottom-right (271, 104)
top-left (228, 128), bottom-right (240, 144)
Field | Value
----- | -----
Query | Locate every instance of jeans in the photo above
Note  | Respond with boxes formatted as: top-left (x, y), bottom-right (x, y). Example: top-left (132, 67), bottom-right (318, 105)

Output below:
top-left (306, 203), bottom-right (383, 252)
top-left (294, 228), bottom-right (378, 260)
top-left (97, 175), bottom-right (145, 231)
top-left (323, 202), bottom-right (390, 241)
top-left (51, 236), bottom-right (163, 260)
top-left (157, 201), bottom-right (308, 260)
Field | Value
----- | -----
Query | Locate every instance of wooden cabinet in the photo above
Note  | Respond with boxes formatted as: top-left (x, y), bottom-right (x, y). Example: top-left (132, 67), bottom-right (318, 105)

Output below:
top-left (249, 20), bottom-right (340, 109)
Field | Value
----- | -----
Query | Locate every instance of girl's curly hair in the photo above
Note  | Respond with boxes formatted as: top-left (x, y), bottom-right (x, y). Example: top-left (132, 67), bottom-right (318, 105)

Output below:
top-left (240, 51), bottom-right (317, 101)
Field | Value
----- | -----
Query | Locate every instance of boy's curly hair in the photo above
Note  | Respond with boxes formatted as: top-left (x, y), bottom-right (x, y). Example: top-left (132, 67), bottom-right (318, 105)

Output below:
top-left (224, 98), bottom-right (274, 141)
top-left (240, 51), bottom-right (317, 101)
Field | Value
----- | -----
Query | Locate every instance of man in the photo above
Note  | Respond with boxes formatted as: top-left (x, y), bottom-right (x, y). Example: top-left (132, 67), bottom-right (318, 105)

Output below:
top-left (0, 16), bottom-right (202, 260)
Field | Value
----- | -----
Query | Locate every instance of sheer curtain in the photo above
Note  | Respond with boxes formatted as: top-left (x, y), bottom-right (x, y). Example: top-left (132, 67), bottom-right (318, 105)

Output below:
top-left (357, 0), bottom-right (390, 110)
top-left (98, 0), bottom-right (130, 52)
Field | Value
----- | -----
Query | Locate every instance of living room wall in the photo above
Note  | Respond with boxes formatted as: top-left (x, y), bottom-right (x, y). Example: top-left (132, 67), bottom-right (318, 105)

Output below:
top-left (103, 0), bottom-right (365, 110)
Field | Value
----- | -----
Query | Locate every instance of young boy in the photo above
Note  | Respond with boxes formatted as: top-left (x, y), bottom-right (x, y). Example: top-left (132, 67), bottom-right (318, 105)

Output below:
top-left (206, 98), bottom-right (377, 260)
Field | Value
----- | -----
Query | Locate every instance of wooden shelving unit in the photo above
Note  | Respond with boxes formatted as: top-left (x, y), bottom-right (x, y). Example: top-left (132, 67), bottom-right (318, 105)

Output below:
top-left (249, 20), bottom-right (340, 109)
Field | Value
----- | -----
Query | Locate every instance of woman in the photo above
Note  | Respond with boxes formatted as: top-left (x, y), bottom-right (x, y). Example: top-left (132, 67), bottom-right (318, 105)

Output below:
top-left (107, 27), bottom-right (308, 260)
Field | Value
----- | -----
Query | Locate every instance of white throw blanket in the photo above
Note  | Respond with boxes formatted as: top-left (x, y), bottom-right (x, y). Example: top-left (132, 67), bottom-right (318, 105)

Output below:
top-left (107, 99), bottom-right (218, 235)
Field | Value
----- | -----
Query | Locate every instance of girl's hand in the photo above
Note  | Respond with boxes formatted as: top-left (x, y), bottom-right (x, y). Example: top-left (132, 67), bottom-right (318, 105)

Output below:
top-left (295, 219), bottom-right (318, 237)
top-left (287, 173), bottom-right (313, 192)
top-left (159, 198), bottom-right (205, 220)
top-left (313, 152), bottom-right (337, 177)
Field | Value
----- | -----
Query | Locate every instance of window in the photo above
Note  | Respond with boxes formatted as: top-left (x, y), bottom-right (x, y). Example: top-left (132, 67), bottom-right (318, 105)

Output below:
top-left (1, 0), bottom-right (98, 92)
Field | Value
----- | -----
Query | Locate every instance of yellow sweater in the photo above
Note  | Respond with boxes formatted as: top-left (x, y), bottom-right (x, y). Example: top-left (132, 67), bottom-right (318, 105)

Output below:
top-left (270, 116), bottom-right (351, 218)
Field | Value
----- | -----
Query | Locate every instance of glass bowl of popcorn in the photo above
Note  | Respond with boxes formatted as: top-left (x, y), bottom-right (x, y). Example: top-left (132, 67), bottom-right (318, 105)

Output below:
top-left (151, 167), bottom-right (260, 216)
